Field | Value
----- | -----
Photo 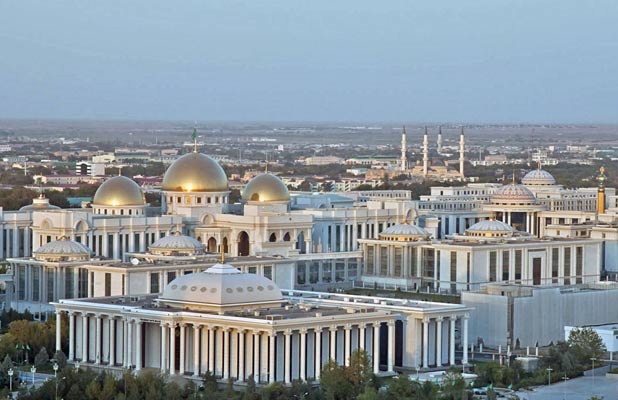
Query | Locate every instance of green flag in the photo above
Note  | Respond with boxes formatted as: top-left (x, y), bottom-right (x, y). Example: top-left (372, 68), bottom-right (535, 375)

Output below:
top-left (26, 344), bottom-right (30, 351)
top-left (21, 345), bottom-right (25, 350)
top-left (14, 344), bottom-right (18, 349)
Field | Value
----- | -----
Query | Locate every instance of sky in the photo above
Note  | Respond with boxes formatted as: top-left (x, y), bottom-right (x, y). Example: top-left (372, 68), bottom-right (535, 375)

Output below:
top-left (0, 1), bottom-right (617, 123)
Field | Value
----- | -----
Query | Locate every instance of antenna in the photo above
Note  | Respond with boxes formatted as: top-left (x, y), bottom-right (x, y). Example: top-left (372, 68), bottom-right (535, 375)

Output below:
top-left (192, 124), bottom-right (198, 153)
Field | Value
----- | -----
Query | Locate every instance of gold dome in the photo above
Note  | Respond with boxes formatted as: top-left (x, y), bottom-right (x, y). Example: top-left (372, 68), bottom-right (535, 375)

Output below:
top-left (162, 153), bottom-right (228, 192)
top-left (92, 176), bottom-right (146, 206)
top-left (242, 173), bottom-right (290, 202)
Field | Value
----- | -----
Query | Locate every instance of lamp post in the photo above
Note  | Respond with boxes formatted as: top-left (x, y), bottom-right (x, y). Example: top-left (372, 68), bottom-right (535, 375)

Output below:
top-left (590, 357), bottom-right (597, 393)
top-left (562, 373), bottom-right (569, 400)
top-left (7, 368), bottom-right (13, 392)
top-left (30, 365), bottom-right (36, 387)
top-left (53, 362), bottom-right (59, 400)
top-left (416, 365), bottom-right (420, 380)
top-left (74, 361), bottom-right (80, 372)
top-left (546, 367), bottom-right (553, 386)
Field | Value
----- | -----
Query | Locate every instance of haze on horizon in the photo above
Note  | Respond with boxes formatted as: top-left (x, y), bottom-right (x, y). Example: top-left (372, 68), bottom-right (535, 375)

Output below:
top-left (1, 0), bottom-right (617, 124)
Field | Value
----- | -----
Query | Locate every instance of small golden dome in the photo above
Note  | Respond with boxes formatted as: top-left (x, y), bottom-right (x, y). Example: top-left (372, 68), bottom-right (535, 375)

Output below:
top-left (92, 176), bottom-right (145, 206)
top-left (242, 173), bottom-right (290, 203)
top-left (162, 153), bottom-right (228, 192)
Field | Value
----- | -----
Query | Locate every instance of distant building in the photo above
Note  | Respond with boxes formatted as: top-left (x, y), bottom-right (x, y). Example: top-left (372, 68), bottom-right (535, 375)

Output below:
top-left (304, 156), bottom-right (344, 166)
top-left (76, 161), bottom-right (106, 176)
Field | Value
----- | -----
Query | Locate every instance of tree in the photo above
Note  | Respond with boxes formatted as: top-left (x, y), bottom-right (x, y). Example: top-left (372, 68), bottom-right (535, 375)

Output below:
top-left (320, 359), bottom-right (354, 400)
top-left (53, 350), bottom-right (68, 368)
top-left (34, 346), bottom-right (49, 368)
top-left (567, 328), bottom-right (606, 365)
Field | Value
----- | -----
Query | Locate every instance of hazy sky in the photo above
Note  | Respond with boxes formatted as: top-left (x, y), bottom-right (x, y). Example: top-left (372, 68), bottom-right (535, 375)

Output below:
top-left (1, 1), bottom-right (617, 123)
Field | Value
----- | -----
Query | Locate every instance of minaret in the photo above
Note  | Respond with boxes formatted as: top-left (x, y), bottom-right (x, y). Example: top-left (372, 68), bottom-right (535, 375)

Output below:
top-left (437, 126), bottom-right (443, 154)
top-left (400, 126), bottom-right (407, 172)
top-left (597, 166), bottom-right (607, 215)
top-left (459, 127), bottom-right (465, 177)
top-left (423, 126), bottom-right (429, 176)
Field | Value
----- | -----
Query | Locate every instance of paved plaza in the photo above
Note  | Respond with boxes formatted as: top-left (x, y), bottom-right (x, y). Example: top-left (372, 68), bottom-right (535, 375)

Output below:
top-left (517, 374), bottom-right (618, 400)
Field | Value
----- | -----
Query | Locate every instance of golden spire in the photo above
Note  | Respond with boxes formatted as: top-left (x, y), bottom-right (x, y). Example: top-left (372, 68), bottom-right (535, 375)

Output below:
top-left (192, 123), bottom-right (198, 153)
top-left (220, 245), bottom-right (225, 264)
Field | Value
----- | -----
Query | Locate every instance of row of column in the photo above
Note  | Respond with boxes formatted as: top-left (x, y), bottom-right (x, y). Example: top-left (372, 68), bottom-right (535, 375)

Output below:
top-left (0, 226), bottom-right (29, 259)
top-left (419, 315), bottom-right (468, 369)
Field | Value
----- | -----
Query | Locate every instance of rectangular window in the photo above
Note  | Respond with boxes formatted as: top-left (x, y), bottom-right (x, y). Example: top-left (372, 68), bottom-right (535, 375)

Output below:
top-left (149, 272), bottom-right (159, 294)
top-left (410, 247), bottom-right (418, 277)
top-left (380, 246), bottom-right (388, 276)
top-left (466, 253), bottom-right (471, 290)
top-left (489, 251), bottom-right (497, 282)
top-left (263, 265), bottom-right (273, 280)
top-left (552, 248), bottom-right (560, 284)
top-left (450, 251), bottom-right (457, 292)
top-left (502, 251), bottom-right (510, 281)
top-left (515, 250), bottom-right (522, 282)
top-left (32, 266), bottom-right (40, 302)
top-left (564, 247), bottom-right (571, 285)
top-left (65, 268), bottom-right (74, 299)
top-left (248, 266), bottom-right (257, 274)
top-left (576, 246), bottom-right (583, 284)
top-left (105, 273), bottom-right (112, 296)
top-left (394, 248), bottom-right (403, 277)
top-left (90, 272), bottom-right (95, 296)
top-left (366, 246), bottom-right (375, 275)
top-left (47, 270), bottom-right (54, 302)
top-left (78, 269), bottom-right (88, 298)
top-left (167, 271), bottom-right (176, 284)
top-left (422, 248), bottom-right (435, 287)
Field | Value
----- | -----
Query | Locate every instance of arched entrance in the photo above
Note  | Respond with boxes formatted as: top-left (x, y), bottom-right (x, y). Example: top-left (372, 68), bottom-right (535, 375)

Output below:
top-left (222, 237), bottom-right (229, 254)
top-left (238, 231), bottom-right (250, 256)
top-left (207, 237), bottom-right (217, 253)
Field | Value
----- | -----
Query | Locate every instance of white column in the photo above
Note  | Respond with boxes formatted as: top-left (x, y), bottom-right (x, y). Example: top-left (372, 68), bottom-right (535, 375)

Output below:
top-left (68, 312), bottom-right (75, 361)
top-left (135, 320), bottom-right (142, 371)
top-left (422, 319), bottom-right (429, 369)
top-left (222, 328), bottom-right (230, 380)
top-left (462, 316), bottom-right (469, 364)
top-left (82, 314), bottom-right (88, 362)
top-left (160, 323), bottom-right (167, 373)
top-left (169, 324), bottom-right (176, 374)
top-left (436, 317), bottom-right (443, 367)
top-left (373, 323), bottom-right (380, 373)
top-left (268, 333), bottom-right (276, 384)
top-left (95, 314), bottom-right (102, 365)
top-left (449, 317), bottom-right (456, 365)
top-left (315, 328), bottom-right (322, 381)
top-left (126, 319), bottom-right (133, 368)
top-left (208, 327), bottom-right (215, 373)
top-left (109, 318), bottom-right (115, 366)
top-left (387, 321), bottom-right (395, 372)
top-left (193, 324), bottom-right (201, 376)
top-left (238, 329), bottom-right (245, 381)
top-left (299, 329), bottom-right (307, 381)
top-left (284, 330), bottom-right (292, 384)
top-left (179, 324), bottom-right (186, 375)
top-left (344, 325), bottom-right (351, 366)
top-left (359, 324), bottom-right (366, 351)
top-left (329, 326), bottom-right (337, 361)
top-left (55, 311), bottom-right (62, 352)
top-left (253, 331), bottom-right (260, 383)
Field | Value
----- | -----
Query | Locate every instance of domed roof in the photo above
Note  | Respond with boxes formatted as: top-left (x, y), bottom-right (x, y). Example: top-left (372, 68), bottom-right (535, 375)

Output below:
top-left (466, 219), bottom-right (515, 236)
top-left (159, 263), bottom-right (283, 309)
top-left (491, 184), bottom-right (536, 205)
top-left (522, 169), bottom-right (556, 186)
top-left (34, 236), bottom-right (91, 260)
top-left (242, 174), bottom-right (290, 203)
top-left (162, 152), bottom-right (228, 192)
top-left (379, 222), bottom-right (431, 241)
top-left (149, 232), bottom-right (205, 255)
top-left (92, 176), bottom-right (145, 206)
top-left (20, 195), bottom-right (61, 211)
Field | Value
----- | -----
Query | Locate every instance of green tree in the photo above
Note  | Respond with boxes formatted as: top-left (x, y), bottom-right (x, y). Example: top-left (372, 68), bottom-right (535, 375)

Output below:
top-left (34, 346), bottom-right (49, 368)
top-left (567, 328), bottom-right (606, 366)
top-left (320, 359), bottom-right (353, 400)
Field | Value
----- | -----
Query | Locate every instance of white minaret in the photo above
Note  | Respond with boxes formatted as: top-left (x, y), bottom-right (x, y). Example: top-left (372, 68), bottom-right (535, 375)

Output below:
top-left (423, 126), bottom-right (429, 176)
top-left (400, 126), bottom-right (407, 171)
top-left (459, 127), bottom-right (465, 177)
top-left (437, 126), bottom-right (443, 154)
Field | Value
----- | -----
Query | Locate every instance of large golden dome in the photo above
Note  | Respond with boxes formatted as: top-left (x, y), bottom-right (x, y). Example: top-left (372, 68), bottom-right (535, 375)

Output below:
top-left (162, 153), bottom-right (228, 192)
top-left (241, 173), bottom-right (290, 202)
top-left (92, 176), bottom-right (146, 206)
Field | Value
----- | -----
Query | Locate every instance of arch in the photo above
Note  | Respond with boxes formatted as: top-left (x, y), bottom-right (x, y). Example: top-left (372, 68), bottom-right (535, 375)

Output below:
top-left (222, 237), bottom-right (229, 254)
top-left (269, 233), bottom-right (277, 242)
top-left (296, 231), bottom-right (306, 254)
top-left (238, 231), bottom-right (250, 256)
top-left (40, 219), bottom-right (53, 230)
top-left (74, 219), bottom-right (89, 231)
top-left (283, 232), bottom-right (291, 242)
top-left (207, 237), bottom-right (217, 253)
top-left (201, 213), bottom-right (215, 225)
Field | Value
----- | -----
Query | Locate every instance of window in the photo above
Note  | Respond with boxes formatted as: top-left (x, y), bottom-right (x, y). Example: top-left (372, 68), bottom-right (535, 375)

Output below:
top-left (263, 266), bottom-right (272, 280)
top-left (564, 247), bottom-right (571, 285)
top-left (150, 272), bottom-right (159, 293)
top-left (47, 270), bottom-right (54, 302)
top-left (576, 247), bottom-right (583, 284)
top-left (65, 269), bottom-right (74, 299)
top-left (380, 246), bottom-right (388, 275)
top-left (105, 273), bottom-right (112, 296)
top-left (515, 250), bottom-right (522, 281)
top-left (450, 251), bottom-right (457, 292)
top-left (394, 247), bottom-right (403, 277)
top-left (366, 246), bottom-right (375, 275)
top-left (489, 251), bottom-right (497, 282)
top-left (167, 271), bottom-right (176, 284)
top-left (502, 251), bottom-right (510, 281)
top-left (552, 248), bottom-right (559, 283)
top-left (90, 272), bottom-right (95, 296)
top-left (78, 269), bottom-right (88, 298)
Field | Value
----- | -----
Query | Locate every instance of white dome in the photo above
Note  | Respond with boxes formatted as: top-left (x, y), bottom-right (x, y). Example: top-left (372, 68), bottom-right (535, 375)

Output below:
top-left (20, 196), bottom-right (61, 211)
top-left (491, 184), bottom-right (537, 205)
top-left (465, 220), bottom-right (515, 238)
top-left (159, 263), bottom-right (283, 309)
top-left (149, 232), bottom-right (205, 256)
top-left (34, 237), bottom-right (91, 261)
top-left (522, 169), bottom-right (556, 186)
top-left (379, 223), bottom-right (430, 241)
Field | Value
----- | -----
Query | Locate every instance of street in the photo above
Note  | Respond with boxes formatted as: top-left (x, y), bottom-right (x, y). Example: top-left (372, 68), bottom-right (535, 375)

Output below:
top-left (517, 374), bottom-right (618, 400)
